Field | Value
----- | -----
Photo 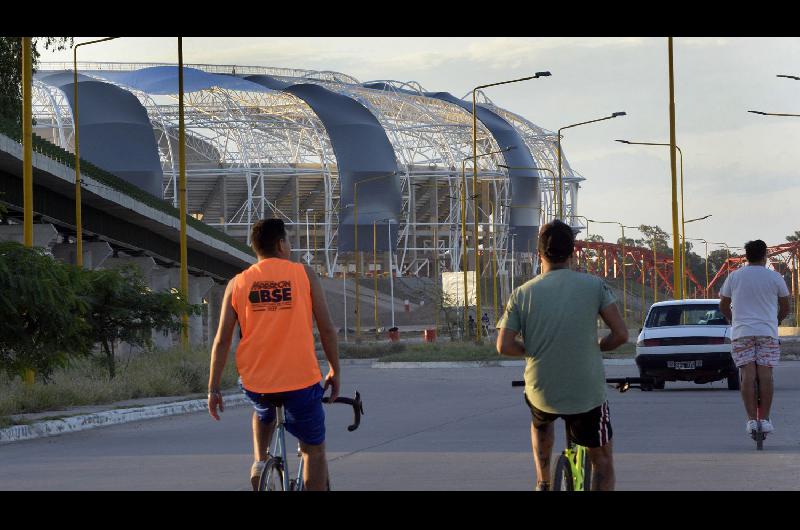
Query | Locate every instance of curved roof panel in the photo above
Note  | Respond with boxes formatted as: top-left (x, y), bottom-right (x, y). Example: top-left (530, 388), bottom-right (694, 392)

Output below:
top-left (35, 71), bottom-right (163, 198)
top-left (244, 75), bottom-right (401, 251)
top-left (425, 92), bottom-right (541, 252)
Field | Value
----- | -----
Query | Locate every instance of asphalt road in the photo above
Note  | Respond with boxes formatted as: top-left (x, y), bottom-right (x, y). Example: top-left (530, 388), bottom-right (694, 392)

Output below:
top-left (2, 363), bottom-right (799, 490)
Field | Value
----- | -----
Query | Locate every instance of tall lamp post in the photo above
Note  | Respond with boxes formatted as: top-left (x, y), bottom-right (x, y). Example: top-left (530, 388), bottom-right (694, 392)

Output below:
top-left (411, 182), bottom-right (441, 332)
top-left (348, 173), bottom-right (393, 341)
top-left (461, 147), bottom-right (512, 338)
top-left (556, 111), bottom-right (627, 220)
top-left (590, 219), bottom-right (630, 322)
top-left (73, 37), bottom-right (119, 268)
top-left (177, 38), bottom-right (190, 349)
top-left (21, 37), bottom-right (33, 384)
top-left (682, 215), bottom-right (712, 296)
top-left (687, 237), bottom-right (710, 295)
top-left (615, 139), bottom-right (687, 298)
top-left (472, 73), bottom-right (551, 342)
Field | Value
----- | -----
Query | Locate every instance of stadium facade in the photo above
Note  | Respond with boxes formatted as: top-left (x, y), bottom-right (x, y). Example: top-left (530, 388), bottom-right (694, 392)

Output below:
top-left (32, 62), bottom-right (584, 297)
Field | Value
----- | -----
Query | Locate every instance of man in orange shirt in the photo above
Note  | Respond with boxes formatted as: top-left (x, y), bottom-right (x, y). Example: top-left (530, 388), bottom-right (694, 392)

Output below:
top-left (207, 218), bottom-right (340, 491)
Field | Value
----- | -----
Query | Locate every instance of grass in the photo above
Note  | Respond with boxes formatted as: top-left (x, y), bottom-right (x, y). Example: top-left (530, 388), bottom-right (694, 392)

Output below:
top-left (333, 339), bottom-right (636, 362)
top-left (0, 346), bottom-right (238, 425)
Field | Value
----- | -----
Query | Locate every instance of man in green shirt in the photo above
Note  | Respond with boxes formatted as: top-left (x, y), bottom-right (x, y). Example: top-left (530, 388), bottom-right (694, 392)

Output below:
top-left (496, 220), bottom-right (628, 491)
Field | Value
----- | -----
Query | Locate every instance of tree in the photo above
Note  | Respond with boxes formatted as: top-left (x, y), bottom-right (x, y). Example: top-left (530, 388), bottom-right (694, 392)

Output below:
top-left (0, 241), bottom-right (92, 381)
top-left (787, 231), bottom-right (800, 242)
top-left (83, 264), bottom-right (200, 379)
top-left (634, 225), bottom-right (672, 255)
top-left (0, 37), bottom-right (73, 125)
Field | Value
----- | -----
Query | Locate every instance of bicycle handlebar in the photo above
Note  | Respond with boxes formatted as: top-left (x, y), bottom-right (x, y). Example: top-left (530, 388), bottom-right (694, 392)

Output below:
top-left (322, 391), bottom-right (364, 432)
top-left (511, 377), bottom-right (656, 393)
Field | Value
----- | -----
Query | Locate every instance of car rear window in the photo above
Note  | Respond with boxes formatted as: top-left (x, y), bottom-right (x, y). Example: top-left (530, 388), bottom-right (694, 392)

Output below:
top-left (646, 304), bottom-right (727, 327)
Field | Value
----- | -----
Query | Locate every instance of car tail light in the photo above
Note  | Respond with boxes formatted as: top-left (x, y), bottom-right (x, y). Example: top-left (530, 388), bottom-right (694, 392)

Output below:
top-left (642, 338), bottom-right (666, 346)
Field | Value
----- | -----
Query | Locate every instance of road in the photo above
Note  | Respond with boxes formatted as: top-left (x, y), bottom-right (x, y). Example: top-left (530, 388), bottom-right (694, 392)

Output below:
top-left (2, 363), bottom-right (799, 490)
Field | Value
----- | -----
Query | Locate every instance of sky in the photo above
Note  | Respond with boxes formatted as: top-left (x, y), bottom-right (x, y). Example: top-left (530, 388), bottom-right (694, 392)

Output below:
top-left (42, 37), bottom-right (800, 253)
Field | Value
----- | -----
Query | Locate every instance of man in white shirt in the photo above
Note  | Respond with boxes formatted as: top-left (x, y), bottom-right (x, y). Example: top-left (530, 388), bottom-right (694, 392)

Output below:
top-left (720, 240), bottom-right (790, 435)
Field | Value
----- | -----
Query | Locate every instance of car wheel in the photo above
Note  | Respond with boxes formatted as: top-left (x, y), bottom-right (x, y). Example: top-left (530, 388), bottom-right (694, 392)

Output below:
top-left (652, 378), bottom-right (665, 390)
top-left (727, 372), bottom-right (740, 391)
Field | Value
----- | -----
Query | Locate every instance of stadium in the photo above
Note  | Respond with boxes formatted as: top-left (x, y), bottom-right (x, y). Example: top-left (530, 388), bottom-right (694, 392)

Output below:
top-left (30, 62), bottom-right (584, 302)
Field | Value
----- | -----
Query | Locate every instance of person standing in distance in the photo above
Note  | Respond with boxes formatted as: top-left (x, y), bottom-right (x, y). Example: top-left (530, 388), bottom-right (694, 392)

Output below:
top-left (719, 239), bottom-right (790, 436)
top-left (207, 219), bottom-right (340, 491)
top-left (496, 220), bottom-right (628, 491)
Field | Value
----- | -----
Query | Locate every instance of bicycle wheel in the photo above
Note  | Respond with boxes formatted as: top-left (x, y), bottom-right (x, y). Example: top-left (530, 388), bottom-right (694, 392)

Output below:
top-left (552, 454), bottom-right (574, 491)
top-left (258, 458), bottom-right (285, 491)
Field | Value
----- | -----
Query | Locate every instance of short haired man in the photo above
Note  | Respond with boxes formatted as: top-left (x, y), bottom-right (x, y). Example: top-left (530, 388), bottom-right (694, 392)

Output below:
top-left (719, 239), bottom-right (790, 436)
top-left (496, 220), bottom-right (628, 491)
top-left (207, 219), bottom-right (340, 491)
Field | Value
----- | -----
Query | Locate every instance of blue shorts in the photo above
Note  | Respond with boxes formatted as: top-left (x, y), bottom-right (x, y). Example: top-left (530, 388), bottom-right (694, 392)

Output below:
top-left (240, 380), bottom-right (326, 446)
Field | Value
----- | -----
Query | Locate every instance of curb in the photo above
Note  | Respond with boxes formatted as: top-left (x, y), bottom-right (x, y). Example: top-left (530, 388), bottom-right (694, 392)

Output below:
top-left (0, 392), bottom-right (249, 445)
top-left (371, 359), bottom-right (636, 368)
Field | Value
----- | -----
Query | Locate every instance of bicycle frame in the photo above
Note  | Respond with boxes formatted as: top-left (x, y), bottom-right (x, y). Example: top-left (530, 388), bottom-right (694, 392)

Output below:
top-left (269, 405), bottom-right (305, 491)
top-left (563, 441), bottom-right (589, 491)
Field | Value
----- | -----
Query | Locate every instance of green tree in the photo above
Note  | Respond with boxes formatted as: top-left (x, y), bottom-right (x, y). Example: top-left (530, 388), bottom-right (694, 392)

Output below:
top-left (634, 225), bottom-right (672, 255)
top-left (83, 264), bottom-right (200, 379)
top-left (0, 241), bottom-right (92, 381)
top-left (0, 37), bottom-right (73, 125)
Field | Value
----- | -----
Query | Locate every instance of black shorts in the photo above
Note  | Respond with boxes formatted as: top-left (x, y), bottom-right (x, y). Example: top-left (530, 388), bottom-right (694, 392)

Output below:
top-left (524, 393), bottom-right (612, 448)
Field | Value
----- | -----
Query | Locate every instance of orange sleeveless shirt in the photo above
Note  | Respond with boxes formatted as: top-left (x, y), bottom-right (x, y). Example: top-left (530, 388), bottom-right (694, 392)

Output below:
top-left (231, 258), bottom-right (321, 393)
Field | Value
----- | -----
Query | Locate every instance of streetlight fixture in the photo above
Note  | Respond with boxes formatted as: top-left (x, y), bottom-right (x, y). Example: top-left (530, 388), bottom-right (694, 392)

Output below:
top-left (557, 112), bottom-right (627, 220)
top-left (347, 173), bottom-right (394, 341)
top-left (686, 237), bottom-right (710, 295)
top-left (615, 138), bottom-right (686, 298)
top-left (72, 37), bottom-right (119, 268)
top-left (748, 110), bottom-right (800, 118)
top-left (376, 218), bottom-right (397, 329)
top-left (305, 208), bottom-right (314, 265)
top-left (682, 214), bottom-right (712, 295)
top-left (589, 219), bottom-right (631, 321)
top-left (472, 73), bottom-right (551, 342)
top-left (461, 146), bottom-right (513, 338)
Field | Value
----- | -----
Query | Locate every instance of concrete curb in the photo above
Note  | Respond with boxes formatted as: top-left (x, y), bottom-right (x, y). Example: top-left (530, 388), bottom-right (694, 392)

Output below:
top-left (0, 393), bottom-right (249, 445)
top-left (371, 359), bottom-right (636, 368)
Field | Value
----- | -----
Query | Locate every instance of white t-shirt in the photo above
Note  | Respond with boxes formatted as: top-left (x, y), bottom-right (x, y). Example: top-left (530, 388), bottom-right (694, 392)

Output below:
top-left (720, 265), bottom-right (790, 339)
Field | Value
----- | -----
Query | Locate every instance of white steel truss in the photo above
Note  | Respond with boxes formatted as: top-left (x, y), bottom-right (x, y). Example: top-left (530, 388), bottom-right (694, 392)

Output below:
top-left (33, 62), bottom-right (583, 282)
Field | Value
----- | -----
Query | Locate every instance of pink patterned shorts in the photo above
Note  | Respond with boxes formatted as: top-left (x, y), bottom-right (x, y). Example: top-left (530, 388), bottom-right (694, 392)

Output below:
top-left (731, 336), bottom-right (781, 368)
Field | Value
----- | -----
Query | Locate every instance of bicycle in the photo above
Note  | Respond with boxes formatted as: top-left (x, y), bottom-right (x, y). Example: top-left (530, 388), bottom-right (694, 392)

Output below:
top-left (511, 377), bottom-right (653, 491)
top-left (258, 390), bottom-right (364, 491)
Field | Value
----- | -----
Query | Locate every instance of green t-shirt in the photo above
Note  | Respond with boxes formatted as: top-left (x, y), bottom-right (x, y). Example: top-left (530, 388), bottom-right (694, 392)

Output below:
top-left (497, 268), bottom-right (617, 415)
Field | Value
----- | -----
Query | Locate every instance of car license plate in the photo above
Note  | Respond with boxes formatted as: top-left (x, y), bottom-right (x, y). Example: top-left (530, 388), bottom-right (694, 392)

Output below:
top-left (667, 360), bottom-right (700, 370)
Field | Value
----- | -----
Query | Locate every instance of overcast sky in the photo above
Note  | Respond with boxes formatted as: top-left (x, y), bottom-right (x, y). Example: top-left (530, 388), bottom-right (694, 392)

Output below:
top-left (43, 37), bottom-right (800, 253)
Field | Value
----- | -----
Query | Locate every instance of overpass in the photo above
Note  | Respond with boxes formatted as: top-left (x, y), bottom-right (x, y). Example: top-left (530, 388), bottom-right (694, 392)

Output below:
top-left (0, 123), bottom-right (255, 348)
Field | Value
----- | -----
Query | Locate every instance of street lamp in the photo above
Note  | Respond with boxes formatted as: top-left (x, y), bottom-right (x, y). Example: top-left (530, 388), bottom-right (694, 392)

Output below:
top-left (376, 218), bottom-right (397, 329)
top-left (615, 139), bottom-right (687, 298)
top-left (461, 146), bottom-right (513, 338)
top-left (411, 182), bottom-right (441, 332)
top-left (305, 208), bottom-right (314, 265)
top-left (589, 219), bottom-right (631, 322)
top-left (557, 111), bottom-right (627, 220)
top-left (748, 110), bottom-right (800, 118)
top-left (682, 215), bottom-right (711, 296)
top-left (73, 37), bottom-right (119, 268)
top-left (472, 73), bottom-right (551, 342)
top-left (348, 173), bottom-right (394, 341)
top-left (686, 237), bottom-right (710, 295)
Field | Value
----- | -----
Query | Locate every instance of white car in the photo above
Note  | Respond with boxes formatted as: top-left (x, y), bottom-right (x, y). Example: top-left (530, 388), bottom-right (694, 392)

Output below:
top-left (635, 299), bottom-right (738, 390)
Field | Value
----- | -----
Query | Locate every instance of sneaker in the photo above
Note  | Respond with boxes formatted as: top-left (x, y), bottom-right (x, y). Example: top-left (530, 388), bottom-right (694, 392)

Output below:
top-left (746, 419), bottom-right (759, 434)
top-left (250, 460), bottom-right (266, 491)
top-left (760, 419), bottom-right (774, 433)
top-left (535, 481), bottom-right (551, 491)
